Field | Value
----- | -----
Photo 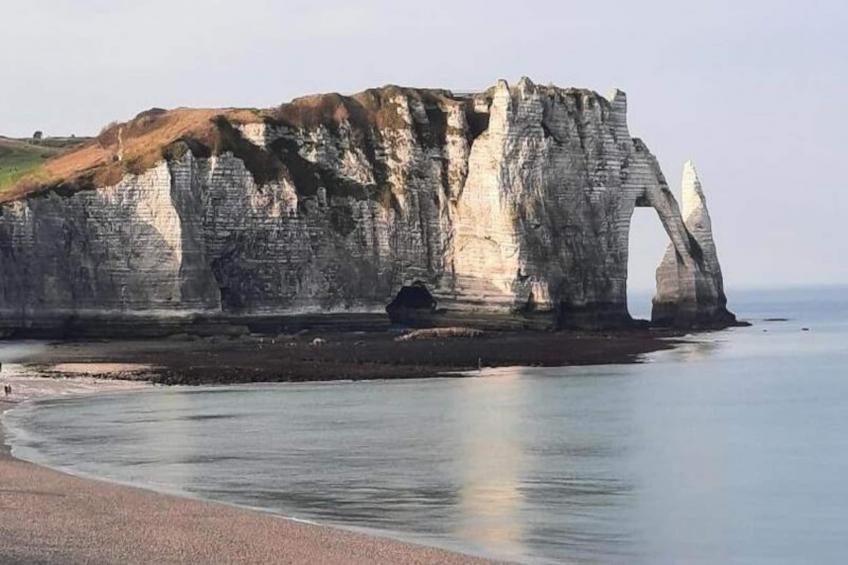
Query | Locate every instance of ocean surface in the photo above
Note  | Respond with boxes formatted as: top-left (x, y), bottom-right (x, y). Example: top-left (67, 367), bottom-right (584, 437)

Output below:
top-left (4, 287), bottom-right (848, 564)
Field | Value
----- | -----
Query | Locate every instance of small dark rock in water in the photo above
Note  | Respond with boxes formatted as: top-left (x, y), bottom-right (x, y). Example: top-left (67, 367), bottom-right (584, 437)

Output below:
top-left (801, 327), bottom-right (810, 332)
top-left (763, 317), bottom-right (790, 322)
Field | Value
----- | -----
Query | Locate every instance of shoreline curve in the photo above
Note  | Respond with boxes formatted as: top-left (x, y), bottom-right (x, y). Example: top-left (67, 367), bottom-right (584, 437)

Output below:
top-left (0, 388), bottom-right (502, 564)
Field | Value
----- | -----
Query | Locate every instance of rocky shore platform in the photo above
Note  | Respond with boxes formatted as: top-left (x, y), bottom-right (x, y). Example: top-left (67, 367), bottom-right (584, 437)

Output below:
top-left (4, 326), bottom-right (684, 385)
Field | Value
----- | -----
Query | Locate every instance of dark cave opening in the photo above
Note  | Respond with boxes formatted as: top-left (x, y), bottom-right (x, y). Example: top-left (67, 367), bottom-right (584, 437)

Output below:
top-left (386, 282), bottom-right (437, 324)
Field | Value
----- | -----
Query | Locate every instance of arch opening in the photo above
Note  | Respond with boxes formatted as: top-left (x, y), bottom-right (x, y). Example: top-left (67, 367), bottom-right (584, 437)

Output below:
top-left (626, 207), bottom-right (669, 321)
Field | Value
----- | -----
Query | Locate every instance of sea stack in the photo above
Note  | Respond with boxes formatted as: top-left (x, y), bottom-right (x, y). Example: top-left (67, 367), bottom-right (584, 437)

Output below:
top-left (0, 79), bottom-right (736, 336)
top-left (652, 161), bottom-right (736, 327)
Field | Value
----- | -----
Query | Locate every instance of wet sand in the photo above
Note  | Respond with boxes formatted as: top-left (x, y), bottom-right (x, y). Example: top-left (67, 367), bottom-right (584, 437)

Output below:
top-left (0, 397), bottom-right (498, 564)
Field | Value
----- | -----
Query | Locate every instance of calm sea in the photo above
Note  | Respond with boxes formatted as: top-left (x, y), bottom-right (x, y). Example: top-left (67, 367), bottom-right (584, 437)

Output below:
top-left (4, 287), bottom-right (848, 564)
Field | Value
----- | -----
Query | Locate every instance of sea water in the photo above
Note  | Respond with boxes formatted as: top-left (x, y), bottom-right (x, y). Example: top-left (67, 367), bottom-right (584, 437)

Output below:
top-left (4, 287), bottom-right (848, 564)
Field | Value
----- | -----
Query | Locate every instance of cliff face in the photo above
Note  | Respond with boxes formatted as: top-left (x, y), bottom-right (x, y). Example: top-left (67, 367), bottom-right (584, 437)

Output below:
top-left (0, 78), bottom-right (735, 335)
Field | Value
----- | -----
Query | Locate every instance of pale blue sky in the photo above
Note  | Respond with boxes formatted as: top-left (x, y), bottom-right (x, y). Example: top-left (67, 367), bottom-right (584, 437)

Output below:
top-left (2, 0), bottom-right (845, 293)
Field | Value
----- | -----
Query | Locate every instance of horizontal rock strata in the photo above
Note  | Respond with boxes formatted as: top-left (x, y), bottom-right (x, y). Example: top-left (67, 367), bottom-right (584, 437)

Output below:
top-left (0, 79), bottom-right (735, 336)
top-left (652, 161), bottom-right (736, 327)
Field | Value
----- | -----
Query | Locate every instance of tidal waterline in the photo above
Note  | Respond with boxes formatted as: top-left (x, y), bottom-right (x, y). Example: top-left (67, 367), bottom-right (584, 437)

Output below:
top-left (5, 287), bottom-right (848, 564)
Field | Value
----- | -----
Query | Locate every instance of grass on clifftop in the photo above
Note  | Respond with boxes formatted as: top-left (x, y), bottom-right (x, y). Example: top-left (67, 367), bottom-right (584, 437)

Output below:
top-left (0, 139), bottom-right (57, 191)
top-left (0, 85), bottom-right (471, 204)
top-left (0, 109), bottom-right (267, 204)
top-left (0, 137), bottom-right (88, 196)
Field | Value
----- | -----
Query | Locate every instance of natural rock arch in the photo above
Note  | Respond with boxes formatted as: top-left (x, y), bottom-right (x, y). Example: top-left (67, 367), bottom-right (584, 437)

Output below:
top-left (0, 78), bottom-right (737, 337)
top-left (617, 161), bottom-right (734, 328)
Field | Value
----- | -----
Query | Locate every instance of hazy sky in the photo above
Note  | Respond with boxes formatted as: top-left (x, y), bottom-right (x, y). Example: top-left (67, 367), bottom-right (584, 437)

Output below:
top-left (2, 0), bottom-right (845, 295)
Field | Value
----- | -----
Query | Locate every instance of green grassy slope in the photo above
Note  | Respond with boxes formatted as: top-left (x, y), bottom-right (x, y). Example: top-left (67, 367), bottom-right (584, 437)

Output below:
top-left (0, 137), bottom-right (87, 193)
top-left (0, 139), bottom-right (56, 191)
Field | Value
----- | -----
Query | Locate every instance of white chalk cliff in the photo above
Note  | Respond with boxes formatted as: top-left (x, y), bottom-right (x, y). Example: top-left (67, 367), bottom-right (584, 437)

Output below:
top-left (653, 161), bottom-right (734, 326)
top-left (0, 79), bottom-right (736, 336)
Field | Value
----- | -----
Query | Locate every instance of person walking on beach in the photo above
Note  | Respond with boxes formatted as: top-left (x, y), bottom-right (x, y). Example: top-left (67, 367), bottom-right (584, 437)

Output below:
top-left (0, 362), bottom-right (9, 396)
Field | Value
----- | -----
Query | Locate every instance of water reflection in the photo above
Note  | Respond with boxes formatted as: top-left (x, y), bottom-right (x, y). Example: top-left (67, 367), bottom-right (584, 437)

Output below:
top-left (653, 335), bottom-right (724, 363)
top-left (455, 374), bottom-right (526, 558)
top-left (6, 289), bottom-right (848, 564)
top-left (137, 390), bottom-right (197, 489)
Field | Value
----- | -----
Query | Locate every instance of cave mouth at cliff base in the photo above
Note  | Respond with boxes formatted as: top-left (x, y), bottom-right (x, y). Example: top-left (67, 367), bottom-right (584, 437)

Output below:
top-left (385, 282), bottom-right (437, 325)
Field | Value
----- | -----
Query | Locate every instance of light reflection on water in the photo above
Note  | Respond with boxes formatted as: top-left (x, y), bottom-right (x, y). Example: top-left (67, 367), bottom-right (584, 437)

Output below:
top-left (4, 287), bottom-right (848, 564)
top-left (454, 373), bottom-right (527, 559)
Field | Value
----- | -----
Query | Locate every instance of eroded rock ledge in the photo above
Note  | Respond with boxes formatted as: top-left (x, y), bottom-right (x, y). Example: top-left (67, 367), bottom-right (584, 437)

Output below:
top-left (0, 78), bottom-right (736, 337)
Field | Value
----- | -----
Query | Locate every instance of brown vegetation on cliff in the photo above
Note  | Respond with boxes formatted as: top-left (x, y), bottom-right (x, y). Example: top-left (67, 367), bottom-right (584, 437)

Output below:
top-left (0, 86), bottom-right (474, 205)
top-left (0, 108), bottom-right (264, 204)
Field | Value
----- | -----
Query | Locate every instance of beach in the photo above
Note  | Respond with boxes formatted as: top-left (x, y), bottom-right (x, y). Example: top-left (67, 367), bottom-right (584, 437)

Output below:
top-left (0, 377), bottom-right (499, 564)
